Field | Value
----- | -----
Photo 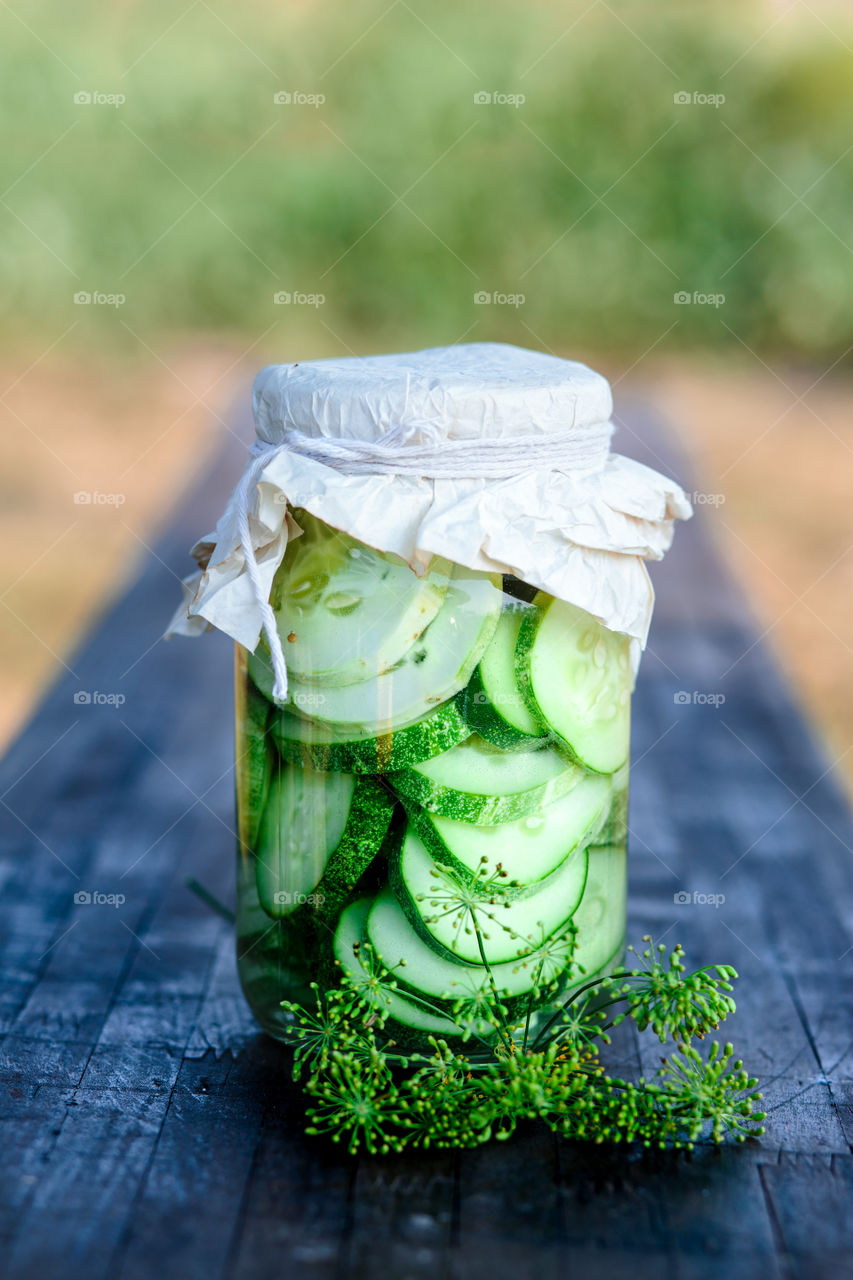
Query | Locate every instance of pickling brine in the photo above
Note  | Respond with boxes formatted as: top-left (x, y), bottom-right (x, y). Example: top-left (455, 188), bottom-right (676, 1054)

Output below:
top-left (235, 511), bottom-right (630, 1047)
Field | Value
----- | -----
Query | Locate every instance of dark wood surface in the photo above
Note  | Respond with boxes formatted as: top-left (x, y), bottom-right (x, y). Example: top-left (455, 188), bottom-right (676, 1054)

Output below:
top-left (2, 398), bottom-right (852, 1280)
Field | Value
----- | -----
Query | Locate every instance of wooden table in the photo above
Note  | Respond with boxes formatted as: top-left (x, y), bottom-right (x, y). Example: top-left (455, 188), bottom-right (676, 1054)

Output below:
top-left (2, 400), bottom-right (852, 1280)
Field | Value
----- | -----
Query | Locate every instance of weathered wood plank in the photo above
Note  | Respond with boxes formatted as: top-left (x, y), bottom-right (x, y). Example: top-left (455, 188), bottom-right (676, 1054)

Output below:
top-left (114, 1086), bottom-right (266, 1280)
top-left (228, 1079), bottom-right (354, 1280)
top-left (340, 1149), bottom-right (456, 1280)
top-left (0, 398), bottom-right (851, 1280)
top-left (759, 1153), bottom-right (853, 1272)
top-left (3, 1089), bottom-right (170, 1280)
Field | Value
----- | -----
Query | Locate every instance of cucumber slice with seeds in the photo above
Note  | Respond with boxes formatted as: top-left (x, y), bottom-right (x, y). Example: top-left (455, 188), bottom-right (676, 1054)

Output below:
top-left (334, 897), bottom-right (461, 1036)
top-left (271, 512), bottom-right (450, 686)
top-left (516, 594), bottom-right (631, 774)
top-left (389, 734), bottom-right (583, 825)
top-left (284, 564), bottom-right (501, 731)
top-left (409, 770), bottom-right (611, 896)
top-left (366, 886), bottom-right (575, 1003)
top-left (393, 828), bottom-right (589, 965)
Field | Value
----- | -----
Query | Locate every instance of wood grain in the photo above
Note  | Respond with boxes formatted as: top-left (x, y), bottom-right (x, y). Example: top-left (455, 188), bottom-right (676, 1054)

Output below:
top-left (1, 397), bottom-right (851, 1279)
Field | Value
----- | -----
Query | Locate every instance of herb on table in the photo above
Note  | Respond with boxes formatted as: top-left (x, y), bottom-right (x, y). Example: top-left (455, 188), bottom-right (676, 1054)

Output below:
top-left (280, 916), bottom-right (764, 1154)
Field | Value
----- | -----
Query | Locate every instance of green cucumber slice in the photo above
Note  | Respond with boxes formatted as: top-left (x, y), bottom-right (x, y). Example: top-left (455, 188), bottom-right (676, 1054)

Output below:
top-left (569, 843), bottom-right (627, 978)
top-left (333, 898), bottom-right (461, 1035)
top-left (255, 765), bottom-right (394, 919)
top-left (596, 765), bottom-right (629, 846)
top-left (270, 693), bottom-right (471, 774)
top-left (366, 886), bottom-right (574, 1003)
top-left (281, 565), bottom-right (501, 731)
top-left (236, 660), bottom-right (274, 853)
top-left (271, 512), bottom-right (450, 686)
top-left (389, 734), bottom-right (583, 825)
top-left (393, 828), bottom-right (589, 965)
top-left (516, 594), bottom-right (631, 774)
top-left (410, 770), bottom-right (611, 895)
top-left (462, 607), bottom-right (548, 750)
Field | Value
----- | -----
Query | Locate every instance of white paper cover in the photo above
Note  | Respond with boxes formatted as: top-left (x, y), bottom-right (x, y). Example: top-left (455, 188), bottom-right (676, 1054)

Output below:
top-left (168, 343), bottom-right (691, 653)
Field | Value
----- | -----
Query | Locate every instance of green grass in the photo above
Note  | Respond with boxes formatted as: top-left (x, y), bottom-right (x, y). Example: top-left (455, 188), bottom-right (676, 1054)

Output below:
top-left (2, 0), bottom-right (853, 358)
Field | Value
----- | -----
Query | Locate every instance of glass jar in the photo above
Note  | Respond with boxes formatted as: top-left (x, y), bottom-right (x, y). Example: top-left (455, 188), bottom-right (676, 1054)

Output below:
top-left (235, 509), bottom-right (630, 1048)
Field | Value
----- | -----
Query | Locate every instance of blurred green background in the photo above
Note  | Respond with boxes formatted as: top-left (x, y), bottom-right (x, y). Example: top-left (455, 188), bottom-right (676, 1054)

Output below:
top-left (2, 0), bottom-right (853, 356)
top-left (3, 0), bottom-right (853, 787)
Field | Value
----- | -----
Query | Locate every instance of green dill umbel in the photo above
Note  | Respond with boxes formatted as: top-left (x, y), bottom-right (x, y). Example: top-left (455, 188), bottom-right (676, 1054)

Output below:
top-left (280, 907), bottom-right (765, 1154)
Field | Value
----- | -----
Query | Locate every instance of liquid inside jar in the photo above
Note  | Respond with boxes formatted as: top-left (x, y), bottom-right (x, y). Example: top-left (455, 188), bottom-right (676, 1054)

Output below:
top-left (235, 511), bottom-right (630, 1048)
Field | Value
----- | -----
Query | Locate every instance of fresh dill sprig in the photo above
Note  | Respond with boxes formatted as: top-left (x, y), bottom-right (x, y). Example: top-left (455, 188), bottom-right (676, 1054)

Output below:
top-left (279, 904), bottom-right (765, 1153)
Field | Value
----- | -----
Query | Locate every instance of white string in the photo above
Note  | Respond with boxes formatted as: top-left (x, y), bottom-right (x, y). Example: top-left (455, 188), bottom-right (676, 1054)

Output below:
top-left (253, 418), bottom-right (612, 478)
top-left (238, 419), bottom-right (613, 701)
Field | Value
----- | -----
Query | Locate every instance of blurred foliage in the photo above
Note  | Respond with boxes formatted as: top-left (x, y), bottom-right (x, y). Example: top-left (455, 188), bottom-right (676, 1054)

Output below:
top-left (2, 0), bottom-right (853, 357)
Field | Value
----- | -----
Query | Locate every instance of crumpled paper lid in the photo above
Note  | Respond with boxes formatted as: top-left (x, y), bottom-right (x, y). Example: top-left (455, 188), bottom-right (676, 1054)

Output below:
top-left (252, 343), bottom-right (614, 446)
top-left (168, 343), bottom-right (691, 655)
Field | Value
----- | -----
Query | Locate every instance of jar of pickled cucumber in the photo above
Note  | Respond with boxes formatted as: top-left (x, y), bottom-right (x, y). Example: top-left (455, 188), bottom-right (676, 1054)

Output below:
top-left (171, 343), bottom-right (690, 1051)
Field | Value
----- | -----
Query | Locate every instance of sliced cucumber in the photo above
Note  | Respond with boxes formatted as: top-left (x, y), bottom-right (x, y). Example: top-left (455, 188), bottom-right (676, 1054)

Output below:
top-left (236, 658), bottom-right (273, 854)
top-left (367, 887), bottom-right (575, 1003)
top-left (463, 607), bottom-right (548, 751)
top-left (270, 512), bottom-right (450, 686)
top-left (569, 843), bottom-right (627, 979)
top-left (333, 897), bottom-right (461, 1035)
top-left (597, 764), bottom-right (629, 846)
top-left (281, 565), bottom-right (501, 731)
top-left (255, 764), bottom-right (394, 920)
top-left (270, 693), bottom-right (471, 774)
top-left (389, 734), bottom-right (583, 825)
top-left (313, 777), bottom-right (396, 916)
top-left (410, 770), bottom-right (611, 895)
top-left (393, 828), bottom-right (589, 965)
top-left (516, 594), bottom-right (631, 774)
